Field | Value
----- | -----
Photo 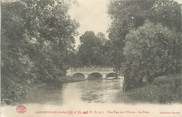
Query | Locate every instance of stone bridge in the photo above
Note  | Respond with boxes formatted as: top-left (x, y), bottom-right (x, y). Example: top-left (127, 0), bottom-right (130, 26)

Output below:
top-left (66, 67), bottom-right (122, 79)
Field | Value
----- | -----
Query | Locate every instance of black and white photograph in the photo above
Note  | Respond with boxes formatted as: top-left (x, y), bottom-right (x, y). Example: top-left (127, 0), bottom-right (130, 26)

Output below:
top-left (1, 0), bottom-right (182, 116)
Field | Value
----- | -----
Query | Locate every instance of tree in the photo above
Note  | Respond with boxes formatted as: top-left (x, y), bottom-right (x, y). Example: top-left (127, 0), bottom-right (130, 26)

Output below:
top-left (97, 32), bottom-right (107, 45)
top-left (76, 31), bottom-right (111, 67)
top-left (1, 1), bottom-right (32, 103)
top-left (123, 21), bottom-right (182, 91)
top-left (1, 0), bottom-right (78, 103)
top-left (150, 0), bottom-right (181, 31)
top-left (20, 0), bottom-right (79, 81)
top-left (77, 31), bottom-right (103, 66)
top-left (108, 0), bottom-right (157, 70)
top-left (108, 0), bottom-right (181, 70)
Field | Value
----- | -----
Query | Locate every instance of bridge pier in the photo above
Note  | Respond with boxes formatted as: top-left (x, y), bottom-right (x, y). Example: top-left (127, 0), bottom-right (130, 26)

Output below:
top-left (102, 74), bottom-right (107, 79)
top-left (84, 74), bottom-right (88, 79)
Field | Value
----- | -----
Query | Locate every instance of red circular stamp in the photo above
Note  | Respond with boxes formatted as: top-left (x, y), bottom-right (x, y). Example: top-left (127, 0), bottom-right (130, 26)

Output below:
top-left (16, 105), bottom-right (27, 113)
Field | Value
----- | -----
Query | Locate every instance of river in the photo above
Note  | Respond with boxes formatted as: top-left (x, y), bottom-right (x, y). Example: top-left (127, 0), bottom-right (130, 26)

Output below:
top-left (23, 78), bottom-right (125, 105)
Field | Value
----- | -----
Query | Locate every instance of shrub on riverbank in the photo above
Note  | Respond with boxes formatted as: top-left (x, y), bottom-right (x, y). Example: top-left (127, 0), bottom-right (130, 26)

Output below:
top-left (125, 74), bottom-right (182, 103)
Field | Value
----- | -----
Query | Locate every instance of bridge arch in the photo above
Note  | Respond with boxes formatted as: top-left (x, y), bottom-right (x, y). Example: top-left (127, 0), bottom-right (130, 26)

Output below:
top-left (72, 73), bottom-right (85, 79)
top-left (88, 72), bottom-right (103, 80)
top-left (66, 67), bottom-right (120, 80)
top-left (106, 72), bottom-right (118, 78)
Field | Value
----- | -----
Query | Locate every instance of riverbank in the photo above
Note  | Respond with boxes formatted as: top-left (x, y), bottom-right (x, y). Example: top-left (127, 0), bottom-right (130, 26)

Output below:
top-left (125, 73), bottom-right (182, 104)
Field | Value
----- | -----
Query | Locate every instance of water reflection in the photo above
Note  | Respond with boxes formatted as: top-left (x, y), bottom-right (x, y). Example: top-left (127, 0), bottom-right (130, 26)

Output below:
top-left (24, 84), bottom-right (64, 105)
top-left (24, 79), bottom-right (124, 105)
top-left (79, 79), bottom-right (123, 103)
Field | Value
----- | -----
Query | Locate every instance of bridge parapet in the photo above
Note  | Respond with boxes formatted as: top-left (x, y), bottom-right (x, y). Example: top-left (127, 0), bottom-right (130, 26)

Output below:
top-left (67, 67), bottom-right (114, 76)
top-left (68, 67), bottom-right (114, 73)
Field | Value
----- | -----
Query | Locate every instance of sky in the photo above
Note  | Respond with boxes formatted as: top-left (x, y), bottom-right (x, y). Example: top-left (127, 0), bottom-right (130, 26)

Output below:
top-left (69, 0), bottom-right (111, 36)
top-left (176, 0), bottom-right (182, 3)
top-left (68, 0), bottom-right (111, 46)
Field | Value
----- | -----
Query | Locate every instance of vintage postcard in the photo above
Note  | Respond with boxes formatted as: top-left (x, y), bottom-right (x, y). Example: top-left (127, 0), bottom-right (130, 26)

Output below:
top-left (1, 0), bottom-right (182, 117)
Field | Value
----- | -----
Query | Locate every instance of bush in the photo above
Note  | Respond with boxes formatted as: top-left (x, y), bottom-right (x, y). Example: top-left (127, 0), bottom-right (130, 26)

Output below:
top-left (126, 74), bottom-right (182, 103)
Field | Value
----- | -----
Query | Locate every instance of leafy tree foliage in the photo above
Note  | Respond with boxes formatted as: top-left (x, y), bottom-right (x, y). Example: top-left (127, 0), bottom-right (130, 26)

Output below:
top-left (108, 0), bottom-right (181, 70)
top-left (108, 0), bottom-right (182, 91)
top-left (150, 0), bottom-right (181, 31)
top-left (1, 2), bottom-right (30, 103)
top-left (21, 0), bottom-right (78, 81)
top-left (123, 21), bottom-right (182, 91)
top-left (74, 31), bottom-right (112, 67)
top-left (1, 0), bottom-right (78, 104)
top-left (108, 0), bottom-right (156, 70)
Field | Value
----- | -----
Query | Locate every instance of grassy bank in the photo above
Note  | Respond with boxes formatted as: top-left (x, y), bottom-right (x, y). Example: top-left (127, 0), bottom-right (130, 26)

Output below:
top-left (125, 74), bottom-right (182, 104)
